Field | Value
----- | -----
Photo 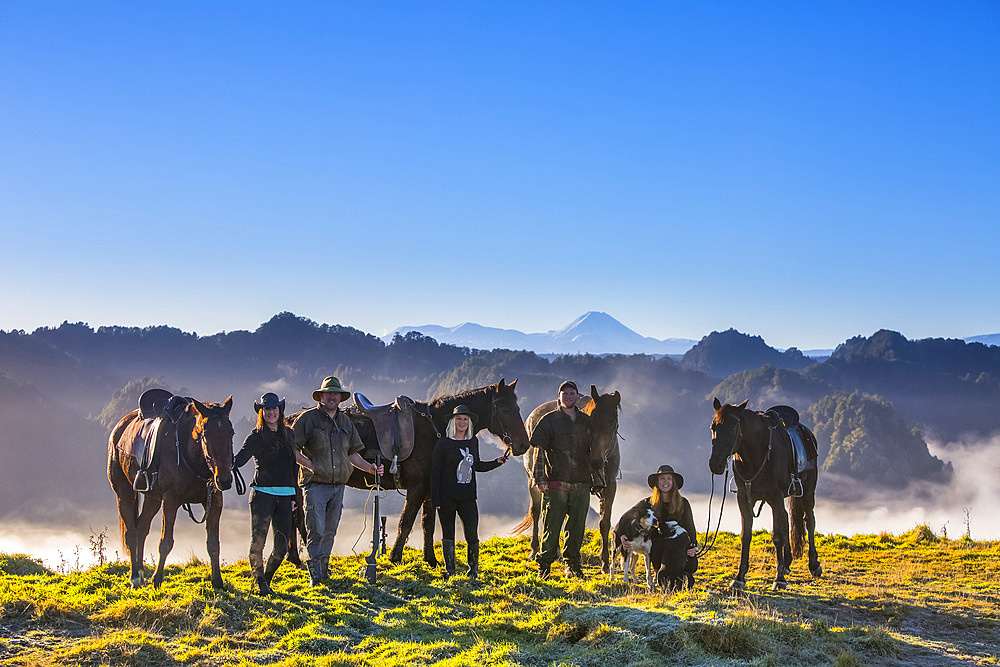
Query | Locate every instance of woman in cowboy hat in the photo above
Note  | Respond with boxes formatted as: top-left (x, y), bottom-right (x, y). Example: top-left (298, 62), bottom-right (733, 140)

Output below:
top-left (234, 392), bottom-right (299, 595)
top-left (430, 405), bottom-right (509, 580)
top-left (621, 464), bottom-right (699, 587)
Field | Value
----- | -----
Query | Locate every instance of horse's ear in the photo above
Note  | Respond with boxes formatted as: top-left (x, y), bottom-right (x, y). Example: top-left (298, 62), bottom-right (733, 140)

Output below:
top-left (613, 390), bottom-right (621, 406)
top-left (498, 378), bottom-right (506, 390)
top-left (713, 397), bottom-right (722, 410)
top-left (192, 399), bottom-right (209, 416)
top-left (508, 378), bottom-right (517, 390)
top-left (223, 396), bottom-right (233, 413)
top-left (737, 399), bottom-right (749, 410)
top-left (591, 384), bottom-right (599, 401)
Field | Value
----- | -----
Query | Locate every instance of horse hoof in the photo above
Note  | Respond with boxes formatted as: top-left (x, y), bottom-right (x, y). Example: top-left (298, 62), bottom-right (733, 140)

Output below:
top-left (729, 579), bottom-right (746, 591)
top-left (129, 576), bottom-right (144, 589)
top-left (811, 563), bottom-right (823, 578)
top-left (772, 580), bottom-right (787, 591)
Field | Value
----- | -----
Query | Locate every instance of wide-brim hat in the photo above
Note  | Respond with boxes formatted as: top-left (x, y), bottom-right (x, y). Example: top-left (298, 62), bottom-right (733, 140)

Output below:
top-left (312, 376), bottom-right (351, 402)
top-left (451, 404), bottom-right (478, 426)
top-left (254, 392), bottom-right (285, 413)
top-left (648, 464), bottom-right (684, 490)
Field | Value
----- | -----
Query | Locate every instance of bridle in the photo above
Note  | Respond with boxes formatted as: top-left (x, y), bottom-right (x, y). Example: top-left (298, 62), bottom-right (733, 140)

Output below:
top-left (489, 391), bottom-right (516, 450)
top-left (167, 407), bottom-right (241, 523)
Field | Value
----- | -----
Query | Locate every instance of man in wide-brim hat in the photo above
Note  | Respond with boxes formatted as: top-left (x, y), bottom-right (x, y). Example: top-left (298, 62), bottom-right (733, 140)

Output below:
top-left (291, 375), bottom-right (384, 586)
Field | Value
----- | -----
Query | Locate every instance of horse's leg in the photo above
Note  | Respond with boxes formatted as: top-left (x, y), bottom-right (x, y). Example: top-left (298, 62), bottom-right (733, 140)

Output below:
top-left (598, 478), bottom-right (617, 574)
top-left (152, 496), bottom-right (180, 588)
top-left (421, 497), bottom-right (439, 567)
top-left (133, 491), bottom-right (162, 586)
top-left (805, 474), bottom-right (822, 578)
top-left (110, 455), bottom-right (145, 588)
top-left (771, 496), bottom-right (790, 591)
top-left (529, 485), bottom-right (542, 560)
top-left (732, 492), bottom-right (754, 590)
top-left (390, 488), bottom-right (424, 564)
top-left (205, 491), bottom-right (225, 588)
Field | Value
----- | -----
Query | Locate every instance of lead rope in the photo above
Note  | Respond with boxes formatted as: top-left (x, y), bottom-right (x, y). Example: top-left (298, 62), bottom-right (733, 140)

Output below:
top-left (695, 466), bottom-right (729, 557)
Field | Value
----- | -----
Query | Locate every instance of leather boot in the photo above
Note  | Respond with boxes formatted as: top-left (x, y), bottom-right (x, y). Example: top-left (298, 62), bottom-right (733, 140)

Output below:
top-left (307, 559), bottom-right (322, 587)
top-left (466, 541), bottom-right (479, 580)
top-left (262, 554), bottom-right (282, 595)
top-left (319, 556), bottom-right (331, 583)
top-left (442, 540), bottom-right (456, 580)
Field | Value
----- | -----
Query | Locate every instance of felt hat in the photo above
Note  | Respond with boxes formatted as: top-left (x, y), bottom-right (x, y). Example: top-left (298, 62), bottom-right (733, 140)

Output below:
top-left (451, 404), bottom-right (478, 426)
top-left (312, 376), bottom-right (351, 402)
top-left (647, 464), bottom-right (684, 490)
top-left (254, 392), bottom-right (285, 413)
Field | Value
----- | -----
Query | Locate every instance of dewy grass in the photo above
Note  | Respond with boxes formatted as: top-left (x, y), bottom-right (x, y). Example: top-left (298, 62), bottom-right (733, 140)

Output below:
top-left (1, 530), bottom-right (998, 666)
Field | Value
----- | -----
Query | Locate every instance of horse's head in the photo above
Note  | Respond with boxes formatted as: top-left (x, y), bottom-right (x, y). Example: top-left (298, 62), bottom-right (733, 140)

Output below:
top-left (489, 378), bottom-right (531, 456)
top-left (191, 396), bottom-right (235, 491)
top-left (709, 397), bottom-right (748, 475)
top-left (581, 384), bottom-right (621, 466)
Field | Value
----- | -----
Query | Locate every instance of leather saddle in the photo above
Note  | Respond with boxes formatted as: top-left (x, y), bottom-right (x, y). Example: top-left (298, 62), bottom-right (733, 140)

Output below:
top-left (127, 390), bottom-right (191, 492)
top-left (352, 392), bottom-right (416, 474)
top-left (764, 405), bottom-right (819, 495)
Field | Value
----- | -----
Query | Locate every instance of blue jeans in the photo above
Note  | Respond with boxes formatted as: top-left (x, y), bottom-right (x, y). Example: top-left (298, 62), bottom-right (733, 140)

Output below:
top-left (302, 482), bottom-right (346, 561)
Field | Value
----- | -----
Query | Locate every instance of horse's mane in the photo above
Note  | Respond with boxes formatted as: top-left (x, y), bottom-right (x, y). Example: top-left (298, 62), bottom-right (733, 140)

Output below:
top-left (428, 382), bottom-right (498, 406)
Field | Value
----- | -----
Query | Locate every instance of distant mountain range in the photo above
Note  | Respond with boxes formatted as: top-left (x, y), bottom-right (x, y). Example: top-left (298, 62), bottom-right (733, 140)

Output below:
top-left (385, 311), bottom-right (698, 356)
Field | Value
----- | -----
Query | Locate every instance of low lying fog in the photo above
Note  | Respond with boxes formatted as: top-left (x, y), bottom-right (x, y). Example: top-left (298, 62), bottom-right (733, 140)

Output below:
top-left (2, 434), bottom-right (997, 571)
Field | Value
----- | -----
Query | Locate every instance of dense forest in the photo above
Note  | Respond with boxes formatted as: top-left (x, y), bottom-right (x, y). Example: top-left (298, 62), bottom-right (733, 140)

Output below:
top-left (3, 312), bottom-right (997, 525)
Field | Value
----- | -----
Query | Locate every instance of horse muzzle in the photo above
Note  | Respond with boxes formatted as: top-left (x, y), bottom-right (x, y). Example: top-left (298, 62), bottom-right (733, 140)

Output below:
top-left (215, 471), bottom-right (233, 491)
top-left (708, 455), bottom-right (728, 476)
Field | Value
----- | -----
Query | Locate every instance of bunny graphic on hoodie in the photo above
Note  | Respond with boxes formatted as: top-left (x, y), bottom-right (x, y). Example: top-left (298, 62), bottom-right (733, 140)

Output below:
top-left (456, 447), bottom-right (474, 484)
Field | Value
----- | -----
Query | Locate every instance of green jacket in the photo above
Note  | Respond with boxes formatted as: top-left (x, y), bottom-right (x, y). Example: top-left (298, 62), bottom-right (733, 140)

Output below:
top-left (530, 407), bottom-right (594, 486)
top-left (292, 406), bottom-right (363, 486)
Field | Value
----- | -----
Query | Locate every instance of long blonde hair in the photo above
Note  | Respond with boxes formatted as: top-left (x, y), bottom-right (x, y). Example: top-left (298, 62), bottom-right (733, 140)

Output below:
top-left (651, 481), bottom-right (683, 519)
top-left (446, 416), bottom-right (473, 440)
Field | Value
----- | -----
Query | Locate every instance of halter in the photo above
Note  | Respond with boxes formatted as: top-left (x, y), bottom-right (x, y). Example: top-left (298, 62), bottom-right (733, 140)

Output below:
top-left (722, 410), bottom-right (774, 518)
top-left (170, 409), bottom-right (239, 523)
top-left (489, 392), bottom-right (516, 450)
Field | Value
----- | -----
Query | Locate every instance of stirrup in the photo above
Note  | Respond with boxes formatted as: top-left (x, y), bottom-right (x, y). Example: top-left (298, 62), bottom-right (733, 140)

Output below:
top-left (133, 471), bottom-right (156, 493)
top-left (787, 477), bottom-right (803, 498)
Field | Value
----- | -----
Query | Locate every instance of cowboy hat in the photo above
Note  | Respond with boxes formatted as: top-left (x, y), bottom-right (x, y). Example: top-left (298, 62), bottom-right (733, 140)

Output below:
top-left (254, 392), bottom-right (285, 413)
top-left (451, 404), bottom-right (478, 426)
top-left (312, 376), bottom-right (351, 402)
top-left (647, 464), bottom-right (684, 490)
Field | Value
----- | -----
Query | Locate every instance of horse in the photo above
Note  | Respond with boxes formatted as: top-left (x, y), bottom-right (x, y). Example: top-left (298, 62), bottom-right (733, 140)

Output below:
top-left (708, 397), bottom-right (822, 591)
top-left (107, 397), bottom-right (235, 588)
top-left (288, 379), bottom-right (529, 566)
top-left (512, 385), bottom-right (622, 573)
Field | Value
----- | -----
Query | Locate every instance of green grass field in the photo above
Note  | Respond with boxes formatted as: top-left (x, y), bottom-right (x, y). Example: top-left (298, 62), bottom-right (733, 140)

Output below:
top-left (1, 527), bottom-right (997, 666)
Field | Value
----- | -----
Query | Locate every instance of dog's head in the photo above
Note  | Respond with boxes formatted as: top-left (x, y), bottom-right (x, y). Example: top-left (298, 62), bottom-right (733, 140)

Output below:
top-left (658, 520), bottom-right (687, 541)
top-left (636, 508), bottom-right (658, 534)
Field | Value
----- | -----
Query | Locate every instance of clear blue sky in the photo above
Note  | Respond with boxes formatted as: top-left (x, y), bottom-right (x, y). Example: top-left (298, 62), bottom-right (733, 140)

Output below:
top-left (2, 2), bottom-right (998, 350)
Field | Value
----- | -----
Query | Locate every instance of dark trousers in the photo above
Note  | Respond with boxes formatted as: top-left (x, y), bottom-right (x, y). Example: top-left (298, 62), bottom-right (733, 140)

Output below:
top-left (437, 498), bottom-right (480, 543)
top-left (249, 490), bottom-right (293, 571)
top-left (650, 537), bottom-right (699, 576)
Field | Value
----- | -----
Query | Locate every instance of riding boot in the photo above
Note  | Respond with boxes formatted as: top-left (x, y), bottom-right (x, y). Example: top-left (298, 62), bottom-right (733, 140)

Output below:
top-left (319, 556), bottom-right (331, 583)
top-left (307, 559), bottom-right (323, 587)
top-left (442, 540), bottom-right (456, 580)
top-left (466, 541), bottom-right (479, 580)
top-left (262, 554), bottom-right (282, 594)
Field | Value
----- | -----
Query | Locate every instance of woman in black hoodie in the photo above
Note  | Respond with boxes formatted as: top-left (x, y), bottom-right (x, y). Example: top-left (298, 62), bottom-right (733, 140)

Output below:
top-left (430, 404), bottom-right (508, 580)
top-left (234, 392), bottom-right (301, 595)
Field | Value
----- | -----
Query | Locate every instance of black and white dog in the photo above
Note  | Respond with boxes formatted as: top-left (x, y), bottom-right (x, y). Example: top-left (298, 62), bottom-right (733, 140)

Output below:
top-left (655, 520), bottom-right (691, 591)
top-left (610, 506), bottom-right (658, 589)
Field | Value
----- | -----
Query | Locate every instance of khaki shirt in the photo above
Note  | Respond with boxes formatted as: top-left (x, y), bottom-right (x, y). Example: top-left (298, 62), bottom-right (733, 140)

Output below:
top-left (292, 406), bottom-right (363, 486)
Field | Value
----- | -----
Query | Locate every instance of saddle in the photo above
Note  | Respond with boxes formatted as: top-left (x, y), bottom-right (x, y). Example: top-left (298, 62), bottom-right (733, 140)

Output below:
top-left (352, 392), bottom-right (416, 475)
top-left (764, 405), bottom-right (819, 497)
top-left (127, 390), bottom-right (191, 492)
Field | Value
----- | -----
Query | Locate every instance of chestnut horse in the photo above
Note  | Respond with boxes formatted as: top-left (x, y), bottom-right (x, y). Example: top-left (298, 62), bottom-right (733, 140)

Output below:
top-left (512, 385), bottom-right (622, 572)
top-left (108, 397), bottom-right (235, 588)
top-left (287, 379), bottom-right (529, 566)
top-left (709, 397), bottom-right (821, 590)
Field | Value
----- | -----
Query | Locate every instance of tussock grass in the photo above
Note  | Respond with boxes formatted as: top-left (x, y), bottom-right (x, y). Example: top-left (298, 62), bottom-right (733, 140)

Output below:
top-left (1, 530), bottom-right (998, 666)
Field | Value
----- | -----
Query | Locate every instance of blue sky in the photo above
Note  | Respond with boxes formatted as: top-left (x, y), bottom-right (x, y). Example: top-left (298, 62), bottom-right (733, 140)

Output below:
top-left (2, 2), bottom-right (998, 350)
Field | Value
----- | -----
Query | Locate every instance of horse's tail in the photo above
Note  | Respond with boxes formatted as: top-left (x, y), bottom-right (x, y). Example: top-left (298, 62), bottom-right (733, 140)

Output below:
top-left (511, 510), bottom-right (533, 536)
top-left (788, 495), bottom-right (806, 560)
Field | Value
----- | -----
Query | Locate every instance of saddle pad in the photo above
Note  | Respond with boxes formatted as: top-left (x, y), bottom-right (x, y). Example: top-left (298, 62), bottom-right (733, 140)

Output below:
top-left (120, 416), bottom-right (163, 466)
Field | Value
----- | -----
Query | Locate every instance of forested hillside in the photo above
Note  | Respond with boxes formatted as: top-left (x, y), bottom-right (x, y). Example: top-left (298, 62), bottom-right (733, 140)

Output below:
top-left (1, 314), bottom-right (997, 525)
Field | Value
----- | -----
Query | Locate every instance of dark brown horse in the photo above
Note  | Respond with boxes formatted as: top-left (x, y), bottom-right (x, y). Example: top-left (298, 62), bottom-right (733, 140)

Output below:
top-left (341, 379), bottom-right (530, 565)
top-left (108, 397), bottom-right (235, 588)
top-left (512, 385), bottom-right (622, 572)
top-left (709, 397), bottom-right (822, 591)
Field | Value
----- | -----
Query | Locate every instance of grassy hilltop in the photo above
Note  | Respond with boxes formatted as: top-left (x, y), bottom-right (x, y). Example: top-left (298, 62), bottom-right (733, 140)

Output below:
top-left (0, 528), bottom-right (997, 666)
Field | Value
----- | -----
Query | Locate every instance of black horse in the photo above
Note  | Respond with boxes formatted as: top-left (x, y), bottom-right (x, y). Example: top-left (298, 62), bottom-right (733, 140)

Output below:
top-left (513, 385), bottom-right (622, 572)
top-left (288, 379), bottom-right (530, 566)
top-left (708, 397), bottom-right (822, 590)
top-left (108, 397), bottom-right (235, 588)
